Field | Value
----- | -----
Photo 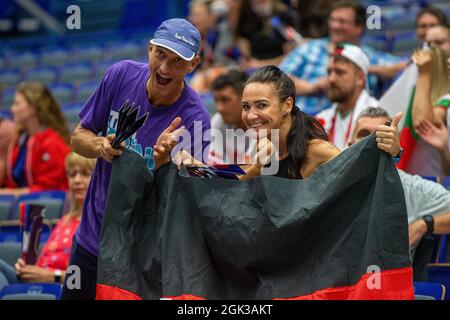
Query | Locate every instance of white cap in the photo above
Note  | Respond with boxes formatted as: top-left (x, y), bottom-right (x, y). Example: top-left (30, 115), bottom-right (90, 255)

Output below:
top-left (333, 43), bottom-right (370, 75)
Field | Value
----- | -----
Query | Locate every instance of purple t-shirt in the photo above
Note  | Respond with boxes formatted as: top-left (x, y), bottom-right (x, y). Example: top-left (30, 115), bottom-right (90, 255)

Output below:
top-left (76, 60), bottom-right (211, 256)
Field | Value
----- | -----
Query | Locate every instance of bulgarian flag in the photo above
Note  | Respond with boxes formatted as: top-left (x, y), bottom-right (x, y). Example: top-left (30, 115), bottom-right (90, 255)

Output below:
top-left (379, 63), bottom-right (418, 170)
top-left (96, 136), bottom-right (413, 300)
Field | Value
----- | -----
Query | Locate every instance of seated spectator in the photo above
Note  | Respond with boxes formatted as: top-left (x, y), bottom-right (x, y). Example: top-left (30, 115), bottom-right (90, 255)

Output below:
top-left (189, 0), bottom-right (218, 68)
top-left (315, 43), bottom-right (380, 150)
top-left (415, 6), bottom-right (448, 46)
top-left (279, 0), bottom-right (407, 115)
top-left (236, 0), bottom-right (298, 69)
top-left (296, 0), bottom-right (334, 39)
top-left (209, 69), bottom-right (250, 163)
top-left (0, 152), bottom-right (96, 288)
top-left (425, 25), bottom-right (450, 56)
top-left (188, 0), bottom-right (240, 92)
top-left (349, 106), bottom-right (450, 260)
top-left (0, 82), bottom-right (70, 195)
top-left (409, 48), bottom-right (450, 178)
top-left (0, 117), bottom-right (15, 186)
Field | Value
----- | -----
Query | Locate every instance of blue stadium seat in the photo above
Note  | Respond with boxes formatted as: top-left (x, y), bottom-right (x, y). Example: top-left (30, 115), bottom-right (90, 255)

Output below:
top-left (386, 12), bottom-right (417, 33)
top-left (427, 265), bottom-right (450, 300)
top-left (389, 31), bottom-right (418, 56)
top-left (0, 69), bottom-right (21, 87)
top-left (0, 283), bottom-right (61, 300)
top-left (0, 242), bottom-right (21, 265)
top-left (421, 176), bottom-right (438, 183)
top-left (71, 44), bottom-right (105, 64)
top-left (0, 195), bottom-right (15, 221)
top-left (75, 80), bottom-right (99, 102)
top-left (0, 110), bottom-right (11, 119)
top-left (8, 52), bottom-right (38, 69)
top-left (106, 41), bottom-right (143, 61)
top-left (62, 102), bottom-right (84, 126)
top-left (95, 60), bottom-right (116, 80)
top-left (414, 281), bottom-right (446, 300)
top-left (434, 1), bottom-right (450, 12)
top-left (25, 67), bottom-right (57, 85)
top-left (9, 191), bottom-right (67, 220)
top-left (435, 235), bottom-right (449, 263)
top-left (0, 88), bottom-right (15, 111)
top-left (427, 235), bottom-right (450, 300)
top-left (40, 48), bottom-right (70, 67)
top-left (362, 35), bottom-right (388, 52)
top-left (59, 63), bottom-right (93, 84)
top-left (442, 176), bottom-right (450, 190)
top-left (49, 83), bottom-right (75, 104)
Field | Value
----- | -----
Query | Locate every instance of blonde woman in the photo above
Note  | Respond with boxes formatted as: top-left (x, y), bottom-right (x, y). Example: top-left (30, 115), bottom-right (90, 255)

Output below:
top-left (410, 47), bottom-right (450, 178)
top-left (0, 82), bottom-right (70, 195)
top-left (0, 152), bottom-right (96, 287)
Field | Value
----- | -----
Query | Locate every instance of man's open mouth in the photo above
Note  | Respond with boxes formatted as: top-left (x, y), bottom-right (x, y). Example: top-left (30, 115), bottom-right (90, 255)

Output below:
top-left (156, 73), bottom-right (172, 86)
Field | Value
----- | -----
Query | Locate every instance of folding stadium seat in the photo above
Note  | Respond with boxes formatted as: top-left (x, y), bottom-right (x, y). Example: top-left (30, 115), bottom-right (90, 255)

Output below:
top-left (387, 12), bottom-right (416, 33)
top-left (421, 176), bottom-right (439, 183)
top-left (0, 283), bottom-right (61, 300)
top-left (414, 282), bottom-right (446, 300)
top-left (75, 80), bottom-right (99, 103)
top-left (0, 195), bottom-right (15, 221)
top-left (62, 102), bottom-right (84, 128)
top-left (59, 63), bottom-right (93, 84)
top-left (434, 1), bottom-right (450, 12)
top-left (10, 191), bottom-right (67, 221)
top-left (95, 60), bottom-right (116, 80)
top-left (427, 235), bottom-right (450, 300)
top-left (380, 5), bottom-right (406, 20)
top-left (71, 44), bottom-right (105, 64)
top-left (0, 242), bottom-right (21, 266)
top-left (8, 52), bottom-right (38, 70)
top-left (442, 176), bottom-right (450, 190)
top-left (48, 83), bottom-right (75, 105)
top-left (40, 48), bottom-right (70, 67)
top-left (106, 41), bottom-right (143, 62)
top-left (0, 69), bottom-right (21, 88)
top-left (413, 235), bottom-right (436, 281)
top-left (389, 31), bottom-right (419, 57)
top-left (0, 88), bottom-right (15, 111)
top-left (362, 35), bottom-right (388, 52)
top-left (25, 67), bottom-right (57, 86)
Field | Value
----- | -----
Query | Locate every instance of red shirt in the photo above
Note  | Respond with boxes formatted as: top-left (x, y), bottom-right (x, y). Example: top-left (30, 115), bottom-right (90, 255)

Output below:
top-left (5, 128), bottom-right (70, 192)
top-left (37, 216), bottom-right (80, 271)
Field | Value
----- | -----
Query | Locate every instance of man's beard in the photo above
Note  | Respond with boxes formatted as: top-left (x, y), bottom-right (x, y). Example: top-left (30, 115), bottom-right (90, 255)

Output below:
top-left (328, 87), bottom-right (350, 103)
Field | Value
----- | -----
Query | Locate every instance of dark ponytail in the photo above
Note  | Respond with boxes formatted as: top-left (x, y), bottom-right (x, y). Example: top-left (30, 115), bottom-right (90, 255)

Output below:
top-left (287, 108), bottom-right (328, 179)
top-left (247, 65), bottom-right (328, 179)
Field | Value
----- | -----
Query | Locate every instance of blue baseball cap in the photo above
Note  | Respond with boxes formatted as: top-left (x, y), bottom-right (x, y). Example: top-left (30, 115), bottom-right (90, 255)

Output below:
top-left (150, 18), bottom-right (201, 61)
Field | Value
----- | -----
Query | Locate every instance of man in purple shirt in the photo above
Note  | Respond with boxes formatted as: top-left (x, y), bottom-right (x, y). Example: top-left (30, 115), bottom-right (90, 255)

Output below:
top-left (61, 18), bottom-right (211, 300)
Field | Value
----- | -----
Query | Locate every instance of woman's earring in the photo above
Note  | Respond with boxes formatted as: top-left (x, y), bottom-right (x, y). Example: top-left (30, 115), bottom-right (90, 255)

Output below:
top-left (283, 111), bottom-right (288, 116)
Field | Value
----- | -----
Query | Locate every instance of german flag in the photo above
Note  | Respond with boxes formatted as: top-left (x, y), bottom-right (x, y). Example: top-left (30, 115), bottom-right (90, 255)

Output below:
top-left (96, 135), bottom-right (414, 300)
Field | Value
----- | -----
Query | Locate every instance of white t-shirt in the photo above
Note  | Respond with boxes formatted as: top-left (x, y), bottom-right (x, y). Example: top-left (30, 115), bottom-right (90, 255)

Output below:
top-left (209, 113), bottom-right (252, 164)
top-left (316, 90), bottom-right (379, 150)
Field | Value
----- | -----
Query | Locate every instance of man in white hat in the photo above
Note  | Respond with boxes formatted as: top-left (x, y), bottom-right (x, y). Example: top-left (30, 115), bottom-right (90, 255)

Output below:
top-left (316, 43), bottom-right (380, 150)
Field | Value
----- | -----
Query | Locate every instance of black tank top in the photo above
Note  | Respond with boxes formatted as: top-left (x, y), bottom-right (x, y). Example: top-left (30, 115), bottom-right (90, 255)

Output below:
top-left (269, 155), bottom-right (303, 179)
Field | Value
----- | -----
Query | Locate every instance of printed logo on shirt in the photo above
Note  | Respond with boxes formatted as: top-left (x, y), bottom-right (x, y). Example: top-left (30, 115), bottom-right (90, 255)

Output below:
top-left (106, 110), bottom-right (155, 171)
top-left (42, 153), bottom-right (50, 161)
